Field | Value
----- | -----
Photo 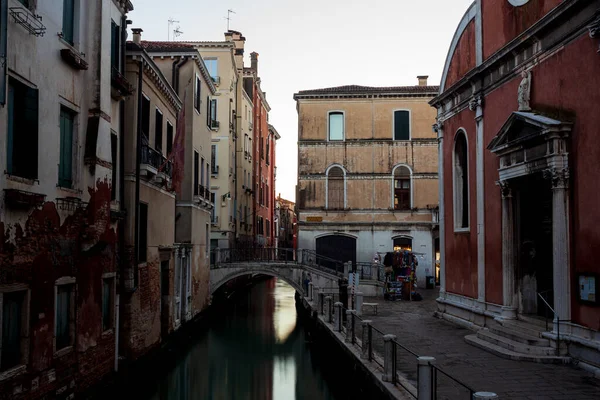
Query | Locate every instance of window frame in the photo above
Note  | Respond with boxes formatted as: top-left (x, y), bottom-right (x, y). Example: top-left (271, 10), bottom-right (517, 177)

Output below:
top-left (325, 164), bottom-right (347, 210)
top-left (58, 106), bottom-right (76, 189)
top-left (391, 164), bottom-right (413, 210)
top-left (392, 109), bottom-right (411, 141)
top-left (154, 107), bottom-right (163, 153)
top-left (166, 121), bottom-right (174, 156)
top-left (101, 273), bottom-right (116, 333)
top-left (54, 277), bottom-right (76, 356)
top-left (327, 111), bottom-right (345, 142)
top-left (0, 285), bottom-right (30, 377)
top-left (110, 131), bottom-right (118, 201)
top-left (62, 0), bottom-right (76, 46)
top-left (194, 74), bottom-right (201, 113)
top-left (453, 129), bottom-right (470, 232)
top-left (193, 151), bottom-right (200, 196)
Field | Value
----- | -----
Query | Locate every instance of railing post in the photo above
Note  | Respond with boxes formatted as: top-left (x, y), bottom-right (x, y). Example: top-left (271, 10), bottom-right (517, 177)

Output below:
top-left (344, 261), bottom-right (351, 276)
top-left (308, 282), bottom-right (314, 301)
top-left (371, 263), bottom-right (379, 280)
top-left (417, 357), bottom-right (435, 400)
top-left (355, 292), bottom-right (364, 316)
top-left (361, 320), bottom-right (372, 359)
top-left (318, 291), bottom-right (324, 315)
top-left (325, 296), bottom-right (332, 323)
top-left (473, 393), bottom-right (498, 399)
top-left (382, 334), bottom-right (397, 383)
top-left (345, 310), bottom-right (355, 343)
top-left (335, 302), bottom-right (343, 332)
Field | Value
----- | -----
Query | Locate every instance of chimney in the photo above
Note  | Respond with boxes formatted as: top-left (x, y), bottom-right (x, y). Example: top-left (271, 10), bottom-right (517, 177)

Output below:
top-left (250, 52), bottom-right (259, 74)
top-left (132, 28), bottom-right (143, 45)
top-left (417, 75), bottom-right (429, 87)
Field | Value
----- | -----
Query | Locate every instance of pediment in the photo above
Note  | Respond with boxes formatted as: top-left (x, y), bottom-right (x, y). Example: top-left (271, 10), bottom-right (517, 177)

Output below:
top-left (487, 111), bottom-right (571, 155)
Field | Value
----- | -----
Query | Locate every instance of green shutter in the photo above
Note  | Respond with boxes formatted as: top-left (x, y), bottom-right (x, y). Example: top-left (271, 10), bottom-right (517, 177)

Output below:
top-left (6, 81), bottom-right (15, 174)
top-left (394, 111), bottom-right (410, 140)
top-left (111, 21), bottom-right (119, 71)
top-left (62, 0), bottom-right (75, 45)
top-left (206, 96), bottom-right (210, 126)
top-left (24, 85), bottom-right (38, 179)
top-left (59, 109), bottom-right (73, 187)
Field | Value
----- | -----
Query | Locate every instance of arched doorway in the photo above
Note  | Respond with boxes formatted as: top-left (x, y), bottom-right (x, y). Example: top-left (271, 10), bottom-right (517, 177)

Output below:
top-left (316, 235), bottom-right (356, 269)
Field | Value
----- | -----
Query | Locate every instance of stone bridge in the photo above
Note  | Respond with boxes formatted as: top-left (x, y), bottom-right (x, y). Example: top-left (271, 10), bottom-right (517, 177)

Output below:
top-left (209, 249), bottom-right (347, 296)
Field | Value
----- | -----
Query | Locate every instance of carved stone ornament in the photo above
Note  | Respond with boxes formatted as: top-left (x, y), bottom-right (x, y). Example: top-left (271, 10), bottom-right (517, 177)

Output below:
top-left (432, 121), bottom-right (443, 133)
top-left (469, 94), bottom-right (484, 112)
top-left (588, 12), bottom-right (600, 52)
top-left (518, 71), bottom-right (532, 111)
top-left (543, 167), bottom-right (570, 189)
top-left (496, 180), bottom-right (512, 198)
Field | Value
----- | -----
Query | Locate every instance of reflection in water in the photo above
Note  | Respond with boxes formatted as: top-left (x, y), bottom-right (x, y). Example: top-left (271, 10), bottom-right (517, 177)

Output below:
top-left (146, 278), bottom-right (339, 400)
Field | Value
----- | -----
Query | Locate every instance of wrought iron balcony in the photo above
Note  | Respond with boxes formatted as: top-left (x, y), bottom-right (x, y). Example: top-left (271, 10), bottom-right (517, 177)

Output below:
top-left (141, 145), bottom-right (172, 179)
top-left (111, 67), bottom-right (134, 98)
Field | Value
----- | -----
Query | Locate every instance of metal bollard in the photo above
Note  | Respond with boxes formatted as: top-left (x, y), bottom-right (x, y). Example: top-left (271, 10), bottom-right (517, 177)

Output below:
top-left (325, 296), bottom-right (333, 323)
top-left (355, 292), bottom-right (364, 316)
top-left (473, 393), bottom-right (498, 399)
top-left (361, 320), bottom-right (372, 360)
top-left (345, 310), bottom-right (355, 342)
top-left (382, 334), bottom-right (397, 383)
top-left (335, 302), bottom-right (343, 331)
top-left (417, 356), bottom-right (435, 400)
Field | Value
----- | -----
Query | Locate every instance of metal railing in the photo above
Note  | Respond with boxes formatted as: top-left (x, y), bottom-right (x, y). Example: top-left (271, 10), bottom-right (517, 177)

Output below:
top-left (356, 262), bottom-right (384, 281)
top-left (537, 290), bottom-right (565, 357)
top-left (431, 363), bottom-right (475, 400)
top-left (141, 145), bottom-right (172, 178)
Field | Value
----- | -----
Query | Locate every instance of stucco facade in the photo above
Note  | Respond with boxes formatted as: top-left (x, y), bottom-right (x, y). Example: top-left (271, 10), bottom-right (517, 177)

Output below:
top-left (294, 80), bottom-right (439, 284)
top-left (432, 0), bottom-right (600, 366)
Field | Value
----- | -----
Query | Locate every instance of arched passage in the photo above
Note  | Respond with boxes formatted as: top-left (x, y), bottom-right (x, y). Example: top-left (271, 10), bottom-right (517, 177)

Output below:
top-left (315, 234), bottom-right (356, 268)
top-left (210, 269), bottom-right (305, 296)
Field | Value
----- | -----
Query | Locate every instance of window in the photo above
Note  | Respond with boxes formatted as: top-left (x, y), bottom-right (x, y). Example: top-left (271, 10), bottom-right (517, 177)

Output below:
top-left (266, 219), bottom-right (270, 237)
top-left (393, 237), bottom-right (412, 252)
top-left (111, 133), bottom-right (117, 201)
top-left (1, 289), bottom-right (27, 371)
top-left (102, 276), bottom-right (115, 332)
top-left (155, 109), bottom-right (163, 153)
top-left (260, 183), bottom-right (264, 205)
top-left (209, 99), bottom-right (217, 128)
top-left (211, 145), bottom-right (217, 174)
top-left (393, 166), bottom-right (411, 210)
top-left (141, 95), bottom-right (150, 142)
top-left (266, 184), bottom-right (270, 207)
top-left (205, 59), bottom-right (218, 81)
top-left (62, 0), bottom-right (75, 45)
top-left (17, 0), bottom-right (30, 7)
top-left (266, 137), bottom-right (270, 165)
top-left (206, 162), bottom-right (209, 190)
top-left (194, 151), bottom-right (200, 196)
top-left (454, 131), bottom-right (469, 230)
top-left (328, 112), bottom-right (344, 141)
top-left (211, 193), bottom-right (217, 222)
top-left (160, 260), bottom-right (170, 297)
top-left (59, 107), bottom-right (75, 188)
top-left (394, 110), bottom-right (410, 141)
top-left (205, 224), bottom-right (210, 257)
top-left (257, 216), bottom-right (264, 235)
top-left (259, 136), bottom-right (264, 159)
top-left (55, 282), bottom-right (74, 351)
top-left (201, 157), bottom-right (205, 187)
top-left (111, 21), bottom-right (120, 71)
top-left (7, 77), bottom-right (38, 180)
top-left (327, 166), bottom-right (345, 209)
top-left (166, 122), bottom-right (174, 156)
top-left (194, 75), bottom-right (201, 112)
top-left (138, 203), bottom-right (148, 263)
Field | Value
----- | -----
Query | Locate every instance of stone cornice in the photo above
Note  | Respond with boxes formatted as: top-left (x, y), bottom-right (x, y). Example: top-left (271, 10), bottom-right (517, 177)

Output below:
top-left (298, 139), bottom-right (438, 146)
top-left (145, 50), bottom-right (217, 95)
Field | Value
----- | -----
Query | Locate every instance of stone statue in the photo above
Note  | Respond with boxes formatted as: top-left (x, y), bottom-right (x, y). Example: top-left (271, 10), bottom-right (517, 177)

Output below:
top-left (518, 71), bottom-right (532, 111)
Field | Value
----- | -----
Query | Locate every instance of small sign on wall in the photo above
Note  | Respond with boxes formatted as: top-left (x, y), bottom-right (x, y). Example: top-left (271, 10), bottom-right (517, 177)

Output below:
top-left (306, 216), bottom-right (323, 222)
top-left (578, 274), bottom-right (598, 304)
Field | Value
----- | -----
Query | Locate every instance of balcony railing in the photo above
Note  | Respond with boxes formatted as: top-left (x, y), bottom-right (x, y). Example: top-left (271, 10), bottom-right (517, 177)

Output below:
top-left (141, 145), bottom-right (172, 178)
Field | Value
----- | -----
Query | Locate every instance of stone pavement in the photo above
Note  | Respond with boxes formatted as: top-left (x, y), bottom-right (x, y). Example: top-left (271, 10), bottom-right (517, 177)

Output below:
top-left (362, 288), bottom-right (600, 400)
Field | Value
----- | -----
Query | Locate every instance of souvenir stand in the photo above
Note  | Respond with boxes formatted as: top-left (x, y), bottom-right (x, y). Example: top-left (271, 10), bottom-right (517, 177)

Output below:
top-left (382, 250), bottom-right (421, 301)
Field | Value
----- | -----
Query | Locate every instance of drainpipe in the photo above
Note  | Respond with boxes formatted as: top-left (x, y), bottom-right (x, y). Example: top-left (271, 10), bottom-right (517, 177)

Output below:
top-left (134, 58), bottom-right (144, 288)
top-left (173, 57), bottom-right (188, 95)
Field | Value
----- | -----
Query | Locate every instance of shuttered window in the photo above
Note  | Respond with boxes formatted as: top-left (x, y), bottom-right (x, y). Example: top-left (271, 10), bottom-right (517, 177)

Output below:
top-left (59, 107), bottom-right (75, 188)
top-left (327, 167), bottom-right (344, 209)
top-left (1, 291), bottom-right (25, 371)
top-left (194, 76), bottom-right (201, 112)
top-left (7, 78), bottom-right (38, 180)
top-left (111, 21), bottom-right (120, 71)
top-left (62, 0), bottom-right (75, 45)
top-left (102, 278), bottom-right (114, 331)
top-left (394, 110), bottom-right (410, 140)
top-left (111, 133), bottom-right (117, 201)
top-left (394, 166), bottom-right (411, 210)
top-left (56, 285), bottom-right (72, 350)
top-left (155, 109), bottom-right (163, 153)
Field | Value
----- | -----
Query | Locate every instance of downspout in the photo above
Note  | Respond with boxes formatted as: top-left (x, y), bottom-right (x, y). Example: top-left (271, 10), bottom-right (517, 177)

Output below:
top-left (115, 14), bottom-right (129, 372)
top-left (173, 57), bottom-right (188, 95)
top-left (134, 58), bottom-right (144, 288)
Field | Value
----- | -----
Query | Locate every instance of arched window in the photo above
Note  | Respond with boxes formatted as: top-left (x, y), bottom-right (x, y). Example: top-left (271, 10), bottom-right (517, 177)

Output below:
top-left (453, 130), bottom-right (469, 230)
top-left (327, 166), bottom-right (345, 209)
top-left (328, 111), bottom-right (344, 141)
top-left (393, 166), bottom-right (411, 210)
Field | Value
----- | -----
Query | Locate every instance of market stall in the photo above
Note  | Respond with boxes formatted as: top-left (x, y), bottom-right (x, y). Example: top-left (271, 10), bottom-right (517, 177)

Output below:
top-left (382, 250), bottom-right (422, 301)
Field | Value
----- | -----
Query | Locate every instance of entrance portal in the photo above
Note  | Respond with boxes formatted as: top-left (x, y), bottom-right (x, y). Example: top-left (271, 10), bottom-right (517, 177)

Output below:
top-left (316, 235), bottom-right (356, 270)
top-left (515, 173), bottom-right (553, 317)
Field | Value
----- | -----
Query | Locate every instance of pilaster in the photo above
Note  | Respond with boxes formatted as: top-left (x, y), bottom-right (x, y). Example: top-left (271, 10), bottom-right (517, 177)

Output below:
top-left (434, 120), bottom-right (446, 297)
top-left (498, 180), bottom-right (517, 319)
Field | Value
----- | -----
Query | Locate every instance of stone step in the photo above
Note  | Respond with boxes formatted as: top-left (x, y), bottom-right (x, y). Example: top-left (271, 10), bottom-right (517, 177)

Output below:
top-left (500, 319), bottom-right (546, 337)
top-left (518, 314), bottom-right (551, 330)
top-left (489, 324), bottom-right (550, 346)
top-left (476, 329), bottom-right (557, 356)
top-left (465, 335), bottom-right (571, 364)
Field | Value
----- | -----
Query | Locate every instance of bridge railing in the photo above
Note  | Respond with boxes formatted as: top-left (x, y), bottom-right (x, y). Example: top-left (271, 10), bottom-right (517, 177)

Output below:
top-left (298, 249), bottom-right (345, 275)
top-left (356, 262), bottom-right (384, 282)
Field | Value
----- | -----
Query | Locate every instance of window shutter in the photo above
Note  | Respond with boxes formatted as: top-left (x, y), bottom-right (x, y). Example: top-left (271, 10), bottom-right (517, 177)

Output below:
top-left (24, 86), bottom-right (39, 179)
top-left (394, 111), bottom-right (410, 140)
top-left (6, 82), bottom-right (15, 174)
top-left (62, 0), bottom-right (75, 45)
top-left (59, 109), bottom-right (73, 187)
top-left (111, 21), bottom-right (119, 71)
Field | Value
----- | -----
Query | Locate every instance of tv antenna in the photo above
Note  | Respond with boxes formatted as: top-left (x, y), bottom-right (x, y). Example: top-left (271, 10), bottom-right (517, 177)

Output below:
top-left (173, 26), bottom-right (183, 40)
top-left (168, 18), bottom-right (179, 41)
top-left (225, 9), bottom-right (236, 31)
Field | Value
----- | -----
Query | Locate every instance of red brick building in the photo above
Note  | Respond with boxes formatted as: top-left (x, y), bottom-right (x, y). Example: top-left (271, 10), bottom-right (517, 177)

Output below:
top-left (431, 0), bottom-right (600, 365)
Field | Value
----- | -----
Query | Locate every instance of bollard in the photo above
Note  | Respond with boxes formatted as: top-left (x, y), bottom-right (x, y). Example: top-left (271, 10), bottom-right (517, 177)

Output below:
top-left (345, 310), bottom-right (355, 343)
top-left (325, 296), bottom-right (333, 323)
top-left (335, 302), bottom-right (343, 331)
top-left (382, 334), bottom-right (397, 383)
top-left (371, 263), bottom-right (379, 280)
top-left (473, 393), bottom-right (498, 399)
top-left (308, 282), bottom-right (314, 301)
top-left (361, 320), bottom-right (372, 360)
top-left (417, 356), bottom-right (436, 400)
top-left (355, 292), bottom-right (364, 316)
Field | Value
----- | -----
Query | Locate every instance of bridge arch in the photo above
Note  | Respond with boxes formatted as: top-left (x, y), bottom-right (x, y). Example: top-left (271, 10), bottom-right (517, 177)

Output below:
top-left (210, 268), bottom-right (305, 296)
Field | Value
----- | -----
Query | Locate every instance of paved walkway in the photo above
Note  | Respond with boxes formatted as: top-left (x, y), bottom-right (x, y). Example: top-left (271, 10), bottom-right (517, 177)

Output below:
top-left (361, 288), bottom-right (600, 400)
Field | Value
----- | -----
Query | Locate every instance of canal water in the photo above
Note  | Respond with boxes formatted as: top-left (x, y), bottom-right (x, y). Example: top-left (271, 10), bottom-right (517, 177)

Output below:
top-left (143, 277), bottom-right (342, 400)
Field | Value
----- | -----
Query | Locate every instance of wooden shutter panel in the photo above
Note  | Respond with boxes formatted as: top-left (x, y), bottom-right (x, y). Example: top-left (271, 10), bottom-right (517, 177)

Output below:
top-left (24, 85), bottom-right (39, 179)
top-left (62, 0), bottom-right (75, 44)
top-left (59, 109), bottom-right (73, 187)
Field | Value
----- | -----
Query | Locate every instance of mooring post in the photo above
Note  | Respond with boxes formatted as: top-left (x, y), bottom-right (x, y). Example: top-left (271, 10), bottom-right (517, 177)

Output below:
top-left (382, 334), bottom-right (397, 383)
top-left (361, 320), bottom-right (372, 359)
top-left (345, 310), bottom-right (355, 343)
top-left (355, 292), bottom-right (364, 316)
top-left (417, 356), bottom-right (435, 400)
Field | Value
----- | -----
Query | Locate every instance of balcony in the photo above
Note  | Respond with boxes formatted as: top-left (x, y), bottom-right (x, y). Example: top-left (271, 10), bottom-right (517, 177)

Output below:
top-left (141, 145), bottom-right (172, 181)
top-left (210, 120), bottom-right (220, 131)
top-left (60, 48), bottom-right (88, 70)
top-left (4, 189), bottom-right (45, 210)
top-left (211, 216), bottom-right (219, 226)
top-left (211, 165), bottom-right (219, 176)
top-left (111, 67), bottom-right (134, 99)
top-left (9, 7), bottom-right (46, 37)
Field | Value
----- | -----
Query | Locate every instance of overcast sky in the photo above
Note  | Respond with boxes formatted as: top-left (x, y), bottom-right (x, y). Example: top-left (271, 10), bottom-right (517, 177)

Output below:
top-left (129, 0), bottom-right (474, 201)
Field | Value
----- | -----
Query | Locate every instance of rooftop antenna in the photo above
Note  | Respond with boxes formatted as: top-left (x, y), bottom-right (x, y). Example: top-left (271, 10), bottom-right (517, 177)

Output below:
top-left (225, 9), bottom-right (236, 31)
top-left (173, 26), bottom-right (183, 40)
top-left (168, 18), bottom-right (179, 41)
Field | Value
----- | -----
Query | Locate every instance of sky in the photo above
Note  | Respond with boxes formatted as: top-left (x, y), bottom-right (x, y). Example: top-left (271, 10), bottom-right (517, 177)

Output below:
top-left (128, 0), bottom-right (474, 201)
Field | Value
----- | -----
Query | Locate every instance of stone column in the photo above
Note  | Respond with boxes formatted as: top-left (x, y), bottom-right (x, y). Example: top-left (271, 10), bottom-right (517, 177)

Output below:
top-left (544, 167), bottom-right (571, 323)
top-left (361, 320), bottom-right (372, 360)
top-left (382, 334), bottom-right (397, 382)
top-left (355, 292), bottom-right (363, 316)
top-left (471, 95), bottom-right (486, 303)
top-left (334, 302), bottom-right (343, 331)
top-left (499, 180), bottom-right (517, 319)
top-left (345, 310), bottom-right (354, 342)
top-left (434, 121), bottom-right (446, 296)
top-left (417, 356), bottom-right (436, 400)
